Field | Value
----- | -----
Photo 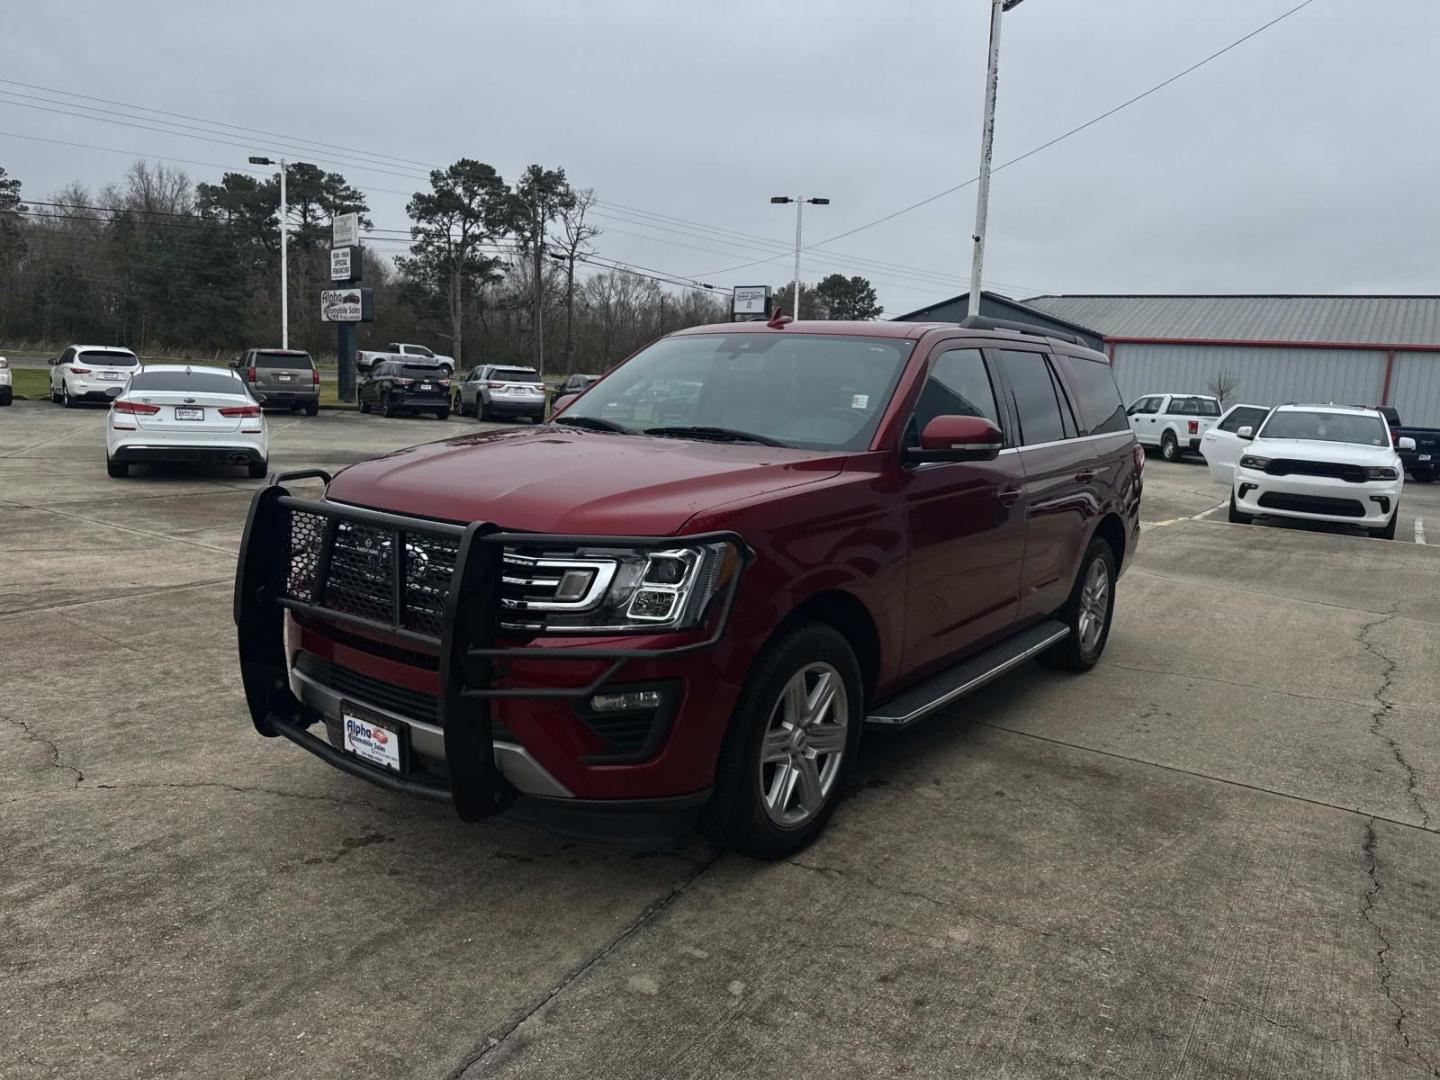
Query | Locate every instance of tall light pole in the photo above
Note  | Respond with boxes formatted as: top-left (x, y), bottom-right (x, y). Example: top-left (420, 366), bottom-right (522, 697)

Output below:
top-left (249, 156), bottom-right (289, 348)
top-left (968, 0), bottom-right (1026, 322)
top-left (771, 195), bottom-right (829, 319)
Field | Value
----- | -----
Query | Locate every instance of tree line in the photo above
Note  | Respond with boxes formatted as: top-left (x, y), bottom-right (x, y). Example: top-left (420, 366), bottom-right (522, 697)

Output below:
top-left (0, 161), bottom-right (882, 377)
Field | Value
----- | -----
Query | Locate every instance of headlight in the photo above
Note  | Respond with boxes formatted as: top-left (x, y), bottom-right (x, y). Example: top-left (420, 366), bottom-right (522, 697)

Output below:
top-left (1365, 466), bottom-right (1399, 480)
top-left (500, 540), bottom-right (742, 634)
top-left (1238, 455), bottom-right (1270, 471)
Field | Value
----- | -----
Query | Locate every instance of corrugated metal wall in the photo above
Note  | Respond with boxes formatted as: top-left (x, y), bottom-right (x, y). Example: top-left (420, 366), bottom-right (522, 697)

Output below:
top-left (1388, 353), bottom-right (1440, 426)
top-left (1111, 344), bottom-right (1393, 412)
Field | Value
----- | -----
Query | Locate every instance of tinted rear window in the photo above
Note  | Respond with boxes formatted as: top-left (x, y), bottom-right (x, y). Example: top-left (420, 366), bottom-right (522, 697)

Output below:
top-left (998, 350), bottom-right (1069, 446)
top-left (1166, 396), bottom-right (1221, 416)
top-left (79, 350), bottom-right (138, 367)
top-left (130, 371), bottom-right (248, 395)
top-left (1061, 355), bottom-right (1128, 435)
top-left (254, 351), bottom-right (314, 369)
top-left (400, 365), bottom-right (445, 378)
top-left (491, 368), bottom-right (538, 382)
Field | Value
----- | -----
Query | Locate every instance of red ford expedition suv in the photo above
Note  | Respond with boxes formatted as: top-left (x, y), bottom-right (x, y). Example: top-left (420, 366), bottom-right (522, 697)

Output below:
top-left (236, 317), bottom-right (1141, 858)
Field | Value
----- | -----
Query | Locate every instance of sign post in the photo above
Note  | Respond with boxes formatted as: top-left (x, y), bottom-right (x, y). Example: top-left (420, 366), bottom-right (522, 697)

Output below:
top-left (731, 285), bottom-right (771, 321)
top-left (328, 214), bottom-right (365, 402)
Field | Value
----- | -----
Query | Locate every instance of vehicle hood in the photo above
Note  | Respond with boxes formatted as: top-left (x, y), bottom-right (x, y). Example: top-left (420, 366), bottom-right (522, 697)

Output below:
top-left (1250, 438), bottom-right (1398, 465)
top-left (324, 427), bottom-right (846, 535)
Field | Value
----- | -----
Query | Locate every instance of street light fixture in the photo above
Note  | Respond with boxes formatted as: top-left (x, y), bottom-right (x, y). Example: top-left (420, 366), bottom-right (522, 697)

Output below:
top-left (967, 0), bottom-right (1027, 322)
top-left (249, 155), bottom-right (291, 349)
top-left (771, 196), bottom-right (830, 320)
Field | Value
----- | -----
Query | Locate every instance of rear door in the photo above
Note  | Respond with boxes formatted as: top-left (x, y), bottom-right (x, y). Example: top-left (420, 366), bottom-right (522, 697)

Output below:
top-left (900, 344), bottom-right (1026, 670)
top-left (994, 347), bottom-right (1096, 619)
top-left (1203, 404), bottom-right (1270, 485)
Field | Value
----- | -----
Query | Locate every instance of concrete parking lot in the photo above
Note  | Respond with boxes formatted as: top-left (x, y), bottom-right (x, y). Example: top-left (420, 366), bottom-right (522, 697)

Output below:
top-left (3, 401), bottom-right (1438, 1079)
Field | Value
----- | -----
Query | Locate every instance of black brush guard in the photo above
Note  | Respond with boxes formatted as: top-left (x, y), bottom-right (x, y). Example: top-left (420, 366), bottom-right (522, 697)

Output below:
top-left (234, 470), bottom-right (749, 821)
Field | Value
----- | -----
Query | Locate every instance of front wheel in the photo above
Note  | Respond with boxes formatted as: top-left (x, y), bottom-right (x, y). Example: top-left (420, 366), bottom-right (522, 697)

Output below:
top-left (703, 622), bottom-right (861, 860)
top-left (1410, 467), bottom-right (1434, 484)
top-left (1371, 507), bottom-right (1399, 540)
top-left (1040, 538), bottom-right (1117, 672)
top-left (1160, 431), bottom-right (1180, 461)
top-left (1228, 491), bottom-right (1253, 524)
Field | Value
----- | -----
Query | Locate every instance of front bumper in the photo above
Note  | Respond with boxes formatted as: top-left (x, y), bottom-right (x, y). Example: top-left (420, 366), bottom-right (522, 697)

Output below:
top-left (234, 472), bottom-right (749, 825)
top-left (1234, 469), bottom-right (1400, 526)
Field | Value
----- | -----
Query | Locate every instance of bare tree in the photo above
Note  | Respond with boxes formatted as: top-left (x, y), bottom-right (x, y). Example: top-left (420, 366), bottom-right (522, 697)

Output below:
top-left (1208, 369), bottom-right (1241, 405)
top-left (553, 188), bottom-right (600, 373)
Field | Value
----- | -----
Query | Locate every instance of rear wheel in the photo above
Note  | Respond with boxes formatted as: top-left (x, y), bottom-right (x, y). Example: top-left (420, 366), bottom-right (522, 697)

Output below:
top-left (436, 407), bottom-right (451, 421)
top-left (62, 382), bottom-right (78, 409)
top-left (1160, 431), bottom-right (1180, 461)
top-left (1411, 467), bottom-right (1434, 484)
top-left (478, 400), bottom-right (492, 421)
top-left (1228, 490), bottom-right (1253, 524)
top-left (304, 400), bottom-right (319, 417)
top-left (1371, 506), bottom-right (1399, 540)
top-left (106, 457), bottom-right (128, 478)
top-left (1041, 537), bottom-right (1117, 673)
top-left (0, 387), bottom-right (11, 406)
top-left (247, 460), bottom-right (267, 480)
top-left (703, 622), bottom-right (861, 860)
top-left (359, 398), bottom-right (372, 414)
top-left (381, 392), bottom-right (398, 419)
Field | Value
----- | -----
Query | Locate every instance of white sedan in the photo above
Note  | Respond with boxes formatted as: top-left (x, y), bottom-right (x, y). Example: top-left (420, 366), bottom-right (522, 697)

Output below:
top-left (1224, 404), bottom-right (1412, 539)
top-left (106, 365), bottom-right (268, 479)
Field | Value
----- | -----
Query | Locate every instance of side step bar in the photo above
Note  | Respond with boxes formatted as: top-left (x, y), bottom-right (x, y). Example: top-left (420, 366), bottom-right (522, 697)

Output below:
top-left (866, 620), bottom-right (1069, 728)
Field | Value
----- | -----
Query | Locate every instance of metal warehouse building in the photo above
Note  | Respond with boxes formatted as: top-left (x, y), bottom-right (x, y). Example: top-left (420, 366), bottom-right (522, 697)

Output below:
top-left (1023, 295), bottom-right (1440, 427)
top-left (896, 293), bottom-right (1440, 427)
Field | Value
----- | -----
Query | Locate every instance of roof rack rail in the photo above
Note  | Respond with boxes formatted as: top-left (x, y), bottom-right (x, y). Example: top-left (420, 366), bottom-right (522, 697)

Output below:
top-left (960, 314), bottom-right (1085, 347)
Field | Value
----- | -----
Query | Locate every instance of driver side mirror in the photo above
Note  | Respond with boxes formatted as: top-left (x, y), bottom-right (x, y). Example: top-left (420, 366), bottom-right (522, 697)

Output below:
top-left (905, 415), bottom-right (1004, 465)
top-left (553, 392), bottom-right (579, 414)
top-left (1397, 436), bottom-right (1417, 452)
top-left (1236, 425), bottom-right (1255, 440)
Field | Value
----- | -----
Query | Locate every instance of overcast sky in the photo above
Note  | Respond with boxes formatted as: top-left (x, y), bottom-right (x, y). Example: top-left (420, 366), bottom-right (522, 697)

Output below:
top-left (2, 0), bottom-right (1435, 316)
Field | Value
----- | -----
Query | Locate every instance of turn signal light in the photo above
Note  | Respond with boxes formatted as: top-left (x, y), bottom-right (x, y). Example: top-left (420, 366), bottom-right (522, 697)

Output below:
top-left (311, 369), bottom-right (320, 386)
top-left (113, 400), bottom-right (160, 415)
top-left (219, 405), bottom-right (262, 418)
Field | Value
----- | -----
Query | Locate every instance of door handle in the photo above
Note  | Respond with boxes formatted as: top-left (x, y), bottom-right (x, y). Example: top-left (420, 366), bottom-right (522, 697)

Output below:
top-left (996, 487), bottom-right (1021, 507)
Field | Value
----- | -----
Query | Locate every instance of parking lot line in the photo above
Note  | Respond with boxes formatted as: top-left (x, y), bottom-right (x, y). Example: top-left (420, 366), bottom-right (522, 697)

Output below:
top-left (1416, 518), bottom-right (1427, 545)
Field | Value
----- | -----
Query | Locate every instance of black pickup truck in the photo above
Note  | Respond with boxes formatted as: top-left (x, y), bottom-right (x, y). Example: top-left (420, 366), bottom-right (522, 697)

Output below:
top-left (1375, 406), bottom-right (1439, 483)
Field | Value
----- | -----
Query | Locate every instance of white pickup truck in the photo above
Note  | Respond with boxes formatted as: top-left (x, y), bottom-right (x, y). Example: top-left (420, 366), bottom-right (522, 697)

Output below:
top-left (388, 343), bottom-right (454, 375)
top-left (1126, 393), bottom-right (1224, 461)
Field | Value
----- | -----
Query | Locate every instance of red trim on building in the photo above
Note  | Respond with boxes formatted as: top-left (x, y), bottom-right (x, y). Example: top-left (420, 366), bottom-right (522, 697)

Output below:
top-left (1103, 335), bottom-right (1440, 353)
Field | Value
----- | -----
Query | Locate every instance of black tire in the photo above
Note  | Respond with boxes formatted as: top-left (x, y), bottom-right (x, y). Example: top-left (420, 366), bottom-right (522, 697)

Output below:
top-left (702, 622), bottom-right (862, 860)
top-left (63, 382), bottom-right (78, 409)
top-left (436, 408), bottom-right (451, 421)
top-left (478, 401), bottom-right (492, 422)
top-left (1371, 507), bottom-right (1399, 540)
top-left (247, 460), bottom-right (267, 480)
top-left (51, 384), bottom-right (62, 404)
top-left (381, 392), bottom-right (398, 419)
top-left (106, 457), bottom-right (128, 478)
top-left (304, 400), bottom-right (319, 417)
top-left (1040, 537), bottom-right (1117, 673)
top-left (453, 392), bottom-right (465, 416)
top-left (1228, 490), bottom-right (1253, 524)
top-left (1160, 431), bottom-right (1180, 462)
top-left (1410, 468), bottom-right (1434, 484)
top-left (0, 388), bottom-right (11, 406)
top-left (359, 398), bottom-right (372, 414)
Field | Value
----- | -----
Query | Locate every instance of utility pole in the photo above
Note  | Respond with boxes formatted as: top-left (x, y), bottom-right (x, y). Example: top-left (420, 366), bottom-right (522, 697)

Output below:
top-left (770, 195), bottom-right (830, 319)
top-left (968, 0), bottom-right (1026, 321)
top-left (532, 203), bottom-right (544, 381)
top-left (249, 155), bottom-right (290, 348)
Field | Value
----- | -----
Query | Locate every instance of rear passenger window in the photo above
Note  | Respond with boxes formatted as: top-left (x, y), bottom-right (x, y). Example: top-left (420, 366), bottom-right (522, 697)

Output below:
top-left (998, 350), bottom-right (1069, 446)
top-left (1062, 355), bottom-right (1128, 435)
top-left (909, 348), bottom-right (1001, 442)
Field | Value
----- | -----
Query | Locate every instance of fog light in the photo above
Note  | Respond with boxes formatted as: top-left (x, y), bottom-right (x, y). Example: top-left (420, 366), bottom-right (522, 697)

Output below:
top-left (589, 689), bottom-right (664, 713)
top-left (628, 589), bottom-right (677, 620)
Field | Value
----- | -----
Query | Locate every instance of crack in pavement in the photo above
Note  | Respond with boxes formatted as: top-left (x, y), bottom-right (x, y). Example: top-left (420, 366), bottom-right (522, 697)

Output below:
top-left (1104, 660), bottom-right (1376, 710)
top-left (89, 779), bottom-right (439, 818)
top-left (1356, 605), bottom-right (1431, 829)
top-left (2, 714), bottom-right (83, 787)
top-left (450, 849), bottom-right (723, 1079)
top-left (1361, 820), bottom-right (1440, 1077)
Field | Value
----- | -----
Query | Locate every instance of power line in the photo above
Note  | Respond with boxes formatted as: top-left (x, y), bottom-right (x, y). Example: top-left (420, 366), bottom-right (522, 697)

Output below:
top-left (694, 0), bottom-right (1322, 275)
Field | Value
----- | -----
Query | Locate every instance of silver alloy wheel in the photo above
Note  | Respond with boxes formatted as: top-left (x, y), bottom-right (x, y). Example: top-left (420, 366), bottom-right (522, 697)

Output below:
top-left (1077, 557), bottom-right (1110, 655)
top-left (758, 661), bottom-right (848, 829)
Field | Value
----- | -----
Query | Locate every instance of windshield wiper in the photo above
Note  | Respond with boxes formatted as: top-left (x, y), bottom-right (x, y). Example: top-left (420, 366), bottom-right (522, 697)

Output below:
top-left (552, 415), bottom-right (630, 433)
top-left (644, 425), bottom-right (788, 447)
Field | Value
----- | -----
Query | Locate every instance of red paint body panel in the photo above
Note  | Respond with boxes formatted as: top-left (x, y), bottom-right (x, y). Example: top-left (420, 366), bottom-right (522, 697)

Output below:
top-left (297, 321), bottom-right (1141, 803)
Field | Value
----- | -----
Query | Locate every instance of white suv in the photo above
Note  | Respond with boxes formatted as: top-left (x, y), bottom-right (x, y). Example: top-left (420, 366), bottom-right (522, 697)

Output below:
top-left (49, 345), bottom-right (140, 407)
top-left (1227, 404), bottom-right (1412, 539)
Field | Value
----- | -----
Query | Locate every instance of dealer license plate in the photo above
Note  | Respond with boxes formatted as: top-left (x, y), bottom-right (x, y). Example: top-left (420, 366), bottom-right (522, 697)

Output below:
top-left (277, 372), bottom-right (294, 382)
top-left (421, 382), bottom-right (434, 390)
top-left (100, 371), bottom-right (124, 381)
top-left (174, 407), bottom-right (204, 421)
top-left (342, 709), bottom-right (402, 772)
top-left (1420, 454), bottom-right (1432, 462)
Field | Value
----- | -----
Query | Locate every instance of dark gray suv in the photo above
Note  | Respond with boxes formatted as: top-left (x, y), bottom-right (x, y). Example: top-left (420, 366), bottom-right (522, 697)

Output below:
top-left (235, 349), bottom-right (319, 415)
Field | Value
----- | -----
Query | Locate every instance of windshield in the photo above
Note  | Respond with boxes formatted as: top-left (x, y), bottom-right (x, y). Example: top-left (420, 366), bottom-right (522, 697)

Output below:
top-left (254, 351), bottom-right (313, 369)
top-left (129, 371), bottom-right (248, 395)
top-left (79, 350), bottom-right (138, 367)
top-left (559, 332), bottom-right (914, 450)
top-left (1259, 410), bottom-right (1389, 447)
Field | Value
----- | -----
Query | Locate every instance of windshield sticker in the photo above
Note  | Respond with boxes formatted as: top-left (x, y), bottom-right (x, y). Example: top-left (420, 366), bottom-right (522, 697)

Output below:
top-left (851, 394), bottom-right (869, 410)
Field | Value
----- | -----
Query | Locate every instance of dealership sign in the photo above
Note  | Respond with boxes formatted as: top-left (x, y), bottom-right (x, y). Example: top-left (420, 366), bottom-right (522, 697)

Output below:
top-left (330, 245), bottom-right (362, 282)
top-left (732, 285), bottom-right (770, 319)
top-left (320, 288), bottom-right (374, 322)
top-left (332, 212), bottom-right (360, 248)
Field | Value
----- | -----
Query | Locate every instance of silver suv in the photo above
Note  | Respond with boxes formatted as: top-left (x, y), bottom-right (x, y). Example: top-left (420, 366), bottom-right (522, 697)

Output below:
top-left (235, 349), bottom-right (319, 415)
top-left (454, 364), bottom-right (545, 422)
